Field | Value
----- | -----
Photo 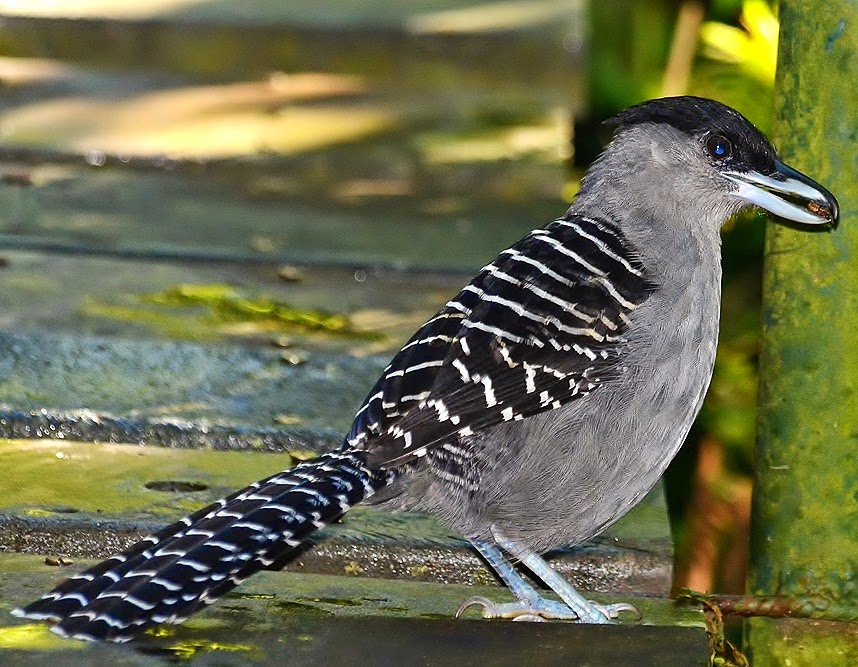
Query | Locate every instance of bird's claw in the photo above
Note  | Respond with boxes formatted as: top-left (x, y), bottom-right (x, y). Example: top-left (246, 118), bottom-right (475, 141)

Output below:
top-left (511, 614), bottom-right (547, 622)
top-left (591, 601), bottom-right (642, 621)
top-left (456, 596), bottom-right (565, 620)
top-left (456, 595), bottom-right (641, 623)
top-left (455, 596), bottom-right (497, 618)
top-left (456, 596), bottom-right (579, 621)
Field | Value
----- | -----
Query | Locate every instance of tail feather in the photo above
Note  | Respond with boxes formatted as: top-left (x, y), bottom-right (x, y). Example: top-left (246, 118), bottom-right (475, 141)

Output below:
top-left (17, 465), bottom-right (300, 620)
top-left (13, 450), bottom-right (388, 642)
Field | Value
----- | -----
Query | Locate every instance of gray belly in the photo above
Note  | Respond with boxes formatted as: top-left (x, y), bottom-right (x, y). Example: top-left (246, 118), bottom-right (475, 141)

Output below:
top-left (378, 283), bottom-right (720, 554)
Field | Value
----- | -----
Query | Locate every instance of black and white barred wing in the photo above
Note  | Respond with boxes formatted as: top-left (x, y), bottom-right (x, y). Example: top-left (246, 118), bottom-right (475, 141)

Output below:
top-left (348, 215), bottom-right (655, 467)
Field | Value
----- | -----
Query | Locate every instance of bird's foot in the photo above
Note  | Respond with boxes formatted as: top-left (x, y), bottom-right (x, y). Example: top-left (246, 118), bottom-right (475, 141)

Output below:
top-left (456, 595), bottom-right (640, 623)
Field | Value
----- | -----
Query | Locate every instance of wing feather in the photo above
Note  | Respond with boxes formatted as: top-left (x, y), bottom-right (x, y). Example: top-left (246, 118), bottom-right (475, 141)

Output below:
top-left (344, 215), bottom-right (656, 467)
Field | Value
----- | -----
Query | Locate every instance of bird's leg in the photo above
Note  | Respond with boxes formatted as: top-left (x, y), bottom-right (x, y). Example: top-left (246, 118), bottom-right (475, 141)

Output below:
top-left (457, 537), bottom-right (581, 621)
top-left (492, 527), bottom-right (640, 623)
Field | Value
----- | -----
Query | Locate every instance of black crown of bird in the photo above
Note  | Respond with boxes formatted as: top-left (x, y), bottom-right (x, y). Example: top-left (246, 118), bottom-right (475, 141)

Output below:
top-left (12, 96), bottom-right (839, 642)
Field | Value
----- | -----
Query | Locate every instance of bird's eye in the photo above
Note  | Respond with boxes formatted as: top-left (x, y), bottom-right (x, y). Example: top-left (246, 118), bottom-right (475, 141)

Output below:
top-left (706, 135), bottom-right (732, 160)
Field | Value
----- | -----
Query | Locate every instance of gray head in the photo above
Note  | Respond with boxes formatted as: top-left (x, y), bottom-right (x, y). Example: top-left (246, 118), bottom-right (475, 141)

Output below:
top-left (572, 96), bottom-right (838, 236)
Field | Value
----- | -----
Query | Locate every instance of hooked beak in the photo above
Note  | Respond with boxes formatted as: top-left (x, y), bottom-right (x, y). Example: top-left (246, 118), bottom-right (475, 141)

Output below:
top-left (724, 160), bottom-right (839, 228)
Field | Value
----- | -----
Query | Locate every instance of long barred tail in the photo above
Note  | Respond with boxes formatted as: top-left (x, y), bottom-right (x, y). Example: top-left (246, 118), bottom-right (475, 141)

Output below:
top-left (12, 450), bottom-right (388, 642)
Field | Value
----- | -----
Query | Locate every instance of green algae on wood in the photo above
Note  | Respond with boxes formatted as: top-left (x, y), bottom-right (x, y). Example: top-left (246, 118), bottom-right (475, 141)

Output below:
top-left (0, 623), bottom-right (83, 652)
top-left (0, 439), bottom-right (295, 520)
top-left (119, 282), bottom-right (383, 340)
top-left (746, 617), bottom-right (858, 667)
top-left (748, 0), bottom-right (858, 634)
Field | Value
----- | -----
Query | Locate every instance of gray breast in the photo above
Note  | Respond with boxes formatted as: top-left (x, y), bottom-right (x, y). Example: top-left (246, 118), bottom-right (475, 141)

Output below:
top-left (402, 252), bottom-right (723, 553)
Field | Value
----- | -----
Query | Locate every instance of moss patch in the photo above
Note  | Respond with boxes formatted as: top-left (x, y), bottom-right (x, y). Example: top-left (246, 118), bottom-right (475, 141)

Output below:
top-left (0, 439), bottom-right (295, 520)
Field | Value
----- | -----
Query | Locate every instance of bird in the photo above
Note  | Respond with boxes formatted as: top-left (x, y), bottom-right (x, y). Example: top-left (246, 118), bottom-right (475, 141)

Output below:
top-left (12, 96), bottom-right (839, 642)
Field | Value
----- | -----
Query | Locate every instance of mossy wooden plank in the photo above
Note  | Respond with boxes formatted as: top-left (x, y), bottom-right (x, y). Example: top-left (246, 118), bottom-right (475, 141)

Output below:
top-left (0, 439), bottom-right (296, 519)
top-left (0, 553), bottom-right (706, 664)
